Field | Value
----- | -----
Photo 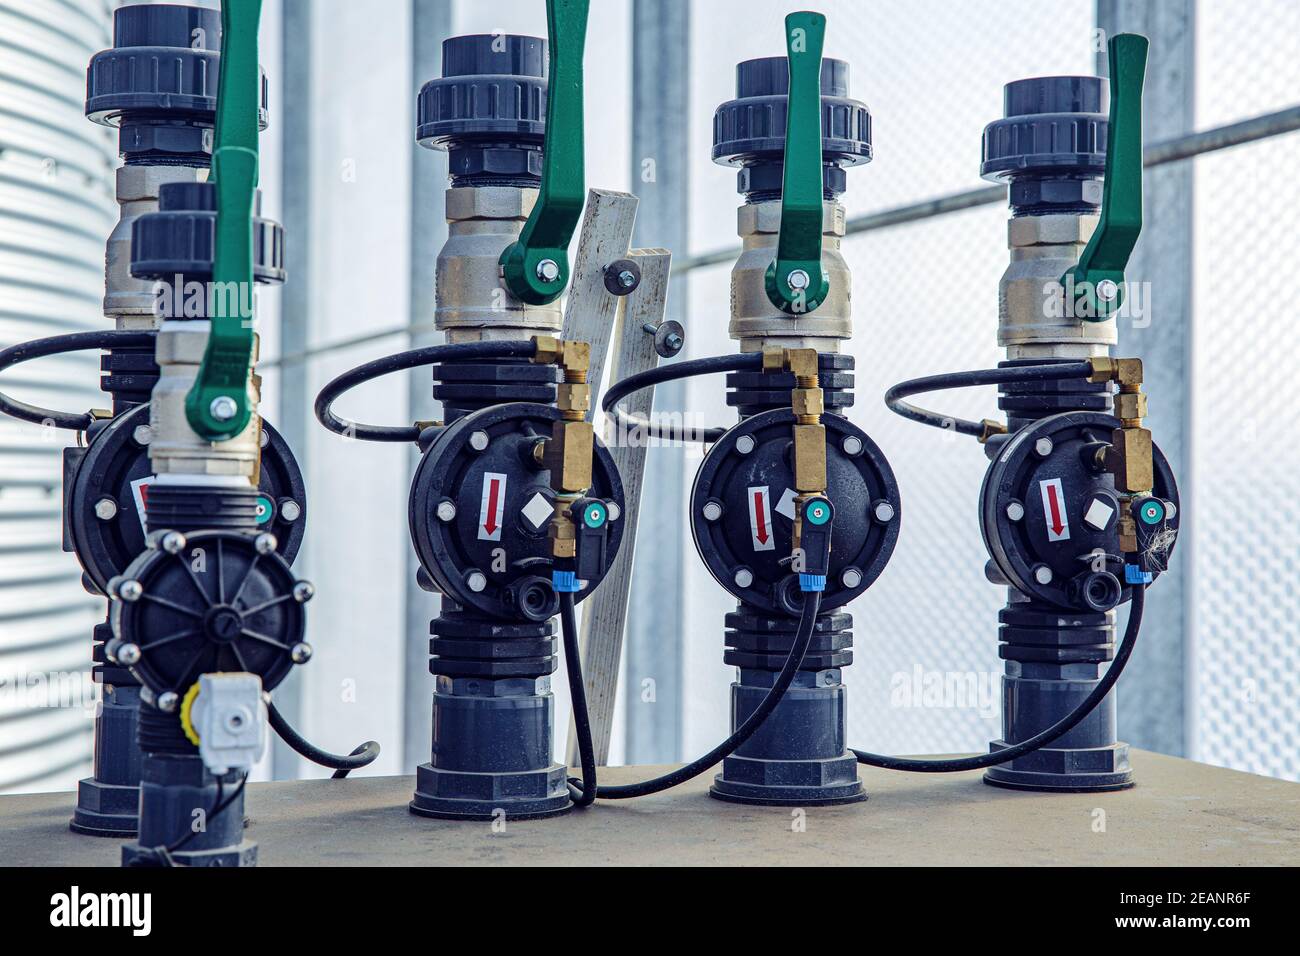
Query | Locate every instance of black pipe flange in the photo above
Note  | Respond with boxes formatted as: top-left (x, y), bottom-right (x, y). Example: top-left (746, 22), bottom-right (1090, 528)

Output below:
top-left (108, 530), bottom-right (312, 700)
top-left (66, 405), bottom-right (307, 595)
top-left (979, 410), bottom-right (1180, 609)
top-left (690, 409), bottom-right (900, 616)
top-left (409, 402), bottom-right (625, 618)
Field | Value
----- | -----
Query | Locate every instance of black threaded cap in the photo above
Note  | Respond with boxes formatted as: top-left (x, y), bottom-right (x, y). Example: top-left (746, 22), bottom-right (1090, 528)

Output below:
top-left (130, 181), bottom-right (285, 284)
top-left (86, 2), bottom-right (269, 133)
top-left (417, 34), bottom-right (548, 144)
top-left (980, 76), bottom-right (1108, 183)
top-left (713, 56), bottom-right (871, 200)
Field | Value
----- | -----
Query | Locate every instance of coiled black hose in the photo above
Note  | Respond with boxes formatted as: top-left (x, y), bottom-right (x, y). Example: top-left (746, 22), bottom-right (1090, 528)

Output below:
top-left (314, 340), bottom-right (539, 443)
top-left (600, 352), bottom-right (763, 444)
top-left (0, 330), bottom-right (155, 430)
top-left (563, 590), bottom-right (821, 801)
top-left (883, 361), bottom-right (1094, 438)
top-left (268, 701), bottom-right (380, 779)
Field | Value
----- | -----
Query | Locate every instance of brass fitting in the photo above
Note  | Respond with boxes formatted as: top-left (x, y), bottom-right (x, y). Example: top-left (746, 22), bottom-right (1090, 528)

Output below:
top-left (548, 499), bottom-right (578, 559)
top-left (533, 335), bottom-right (597, 559)
top-left (1089, 356), bottom-right (1155, 498)
top-left (541, 419), bottom-right (594, 495)
top-left (977, 418), bottom-right (1008, 444)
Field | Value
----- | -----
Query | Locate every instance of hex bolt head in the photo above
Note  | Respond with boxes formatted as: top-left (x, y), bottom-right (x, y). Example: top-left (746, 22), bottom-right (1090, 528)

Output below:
top-left (209, 395), bottom-right (239, 422)
top-left (702, 500), bottom-right (723, 522)
top-left (618, 270), bottom-right (636, 289)
top-left (280, 499), bottom-right (302, 522)
top-left (132, 424), bottom-right (154, 446)
top-left (254, 532), bottom-right (278, 555)
top-left (1096, 278), bottom-right (1119, 301)
top-left (117, 642), bottom-right (142, 665)
top-left (735, 435), bottom-right (756, 455)
top-left (468, 430), bottom-right (490, 452)
top-left (291, 642), bottom-right (313, 664)
top-left (156, 690), bottom-right (178, 712)
top-left (733, 568), bottom-right (754, 589)
top-left (873, 500), bottom-right (896, 524)
top-left (1006, 500), bottom-right (1026, 522)
top-left (118, 579), bottom-right (143, 602)
top-left (259, 429), bottom-right (270, 449)
top-left (841, 436), bottom-right (864, 457)
top-left (435, 500), bottom-right (457, 522)
top-left (1033, 564), bottom-right (1054, 585)
top-left (605, 501), bottom-right (622, 522)
top-left (840, 567), bottom-right (864, 589)
top-left (1033, 437), bottom-right (1054, 458)
top-left (787, 269), bottom-right (810, 291)
top-left (161, 531), bottom-right (186, 554)
top-left (293, 580), bottom-right (315, 603)
top-left (466, 570), bottom-right (488, 593)
top-left (536, 259), bottom-right (560, 283)
top-left (94, 497), bottom-right (119, 521)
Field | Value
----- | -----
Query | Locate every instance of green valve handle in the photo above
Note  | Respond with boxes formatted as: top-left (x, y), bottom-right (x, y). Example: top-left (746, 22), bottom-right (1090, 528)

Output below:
top-left (499, 0), bottom-right (589, 306)
top-left (764, 10), bottom-right (831, 316)
top-left (185, 0), bottom-right (262, 442)
top-left (1061, 32), bottom-right (1148, 322)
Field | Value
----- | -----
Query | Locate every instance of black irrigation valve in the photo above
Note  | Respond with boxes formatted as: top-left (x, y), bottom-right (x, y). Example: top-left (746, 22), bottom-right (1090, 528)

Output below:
top-left (64, 404), bottom-right (307, 596)
top-left (979, 410), bottom-right (1179, 611)
top-left (108, 529), bottom-right (312, 701)
top-left (690, 408), bottom-right (900, 617)
top-left (408, 401), bottom-right (625, 619)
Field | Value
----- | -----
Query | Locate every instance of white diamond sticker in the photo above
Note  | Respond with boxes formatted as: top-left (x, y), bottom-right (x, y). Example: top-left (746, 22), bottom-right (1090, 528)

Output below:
top-left (774, 488), bottom-right (798, 520)
top-left (522, 492), bottom-right (553, 531)
top-left (1083, 497), bottom-right (1115, 531)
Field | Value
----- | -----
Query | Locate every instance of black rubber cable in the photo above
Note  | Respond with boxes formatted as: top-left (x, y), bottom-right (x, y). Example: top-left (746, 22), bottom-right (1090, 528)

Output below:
top-left (268, 700), bottom-right (380, 779)
top-left (851, 584), bottom-right (1145, 772)
top-left (883, 361), bottom-right (1094, 438)
top-left (600, 352), bottom-right (764, 444)
top-left (559, 592), bottom-right (598, 807)
top-left (0, 330), bottom-right (155, 430)
top-left (564, 590), bottom-right (822, 801)
top-left (314, 340), bottom-right (538, 443)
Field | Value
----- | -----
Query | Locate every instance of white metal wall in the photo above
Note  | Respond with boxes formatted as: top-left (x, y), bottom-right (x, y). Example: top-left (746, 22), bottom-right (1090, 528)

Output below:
top-left (0, 0), bottom-right (116, 792)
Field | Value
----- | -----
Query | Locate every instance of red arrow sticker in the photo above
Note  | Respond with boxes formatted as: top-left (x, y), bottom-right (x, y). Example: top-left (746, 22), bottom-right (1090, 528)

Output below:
top-left (1038, 478), bottom-right (1070, 541)
top-left (748, 485), bottom-right (775, 552)
top-left (130, 476), bottom-right (153, 536)
top-left (478, 471), bottom-right (507, 541)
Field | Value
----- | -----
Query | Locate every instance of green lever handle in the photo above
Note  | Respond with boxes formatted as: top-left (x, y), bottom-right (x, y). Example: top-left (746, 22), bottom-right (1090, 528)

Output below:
top-left (185, 0), bottom-right (262, 442)
top-left (499, 0), bottom-right (590, 306)
top-left (764, 10), bottom-right (830, 316)
top-left (1061, 32), bottom-right (1148, 322)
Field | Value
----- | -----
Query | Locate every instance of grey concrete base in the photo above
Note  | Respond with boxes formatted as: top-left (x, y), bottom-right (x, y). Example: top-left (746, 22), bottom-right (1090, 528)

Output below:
top-left (2, 751), bottom-right (1298, 866)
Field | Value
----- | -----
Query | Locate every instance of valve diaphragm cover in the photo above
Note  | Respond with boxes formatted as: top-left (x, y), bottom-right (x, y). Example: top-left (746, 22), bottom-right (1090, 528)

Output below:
top-left (979, 410), bottom-right (1179, 610)
top-left (409, 402), bottom-right (625, 619)
top-left (109, 529), bottom-right (310, 698)
top-left (690, 409), bottom-right (901, 616)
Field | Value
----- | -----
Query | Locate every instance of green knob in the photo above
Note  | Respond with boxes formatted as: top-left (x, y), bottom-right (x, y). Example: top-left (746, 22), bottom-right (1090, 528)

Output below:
top-left (764, 10), bottom-right (831, 316)
top-left (1061, 32), bottom-right (1148, 322)
top-left (499, 0), bottom-right (590, 306)
top-left (185, 0), bottom-right (263, 442)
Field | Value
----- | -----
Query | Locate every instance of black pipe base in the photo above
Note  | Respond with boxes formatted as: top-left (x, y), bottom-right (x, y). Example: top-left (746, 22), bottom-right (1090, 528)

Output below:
top-left (983, 741), bottom-right (1134, 792)
top-left (71, 653), bottom-right (142, 837)
top-left (122, 840), bottom-right (258, 867)
top-left (710, 753), bottom-right (865, 806)
top-left (409, 763), bottom-right (571, 821)
top-left (70, 780), bottom-right (140, 837)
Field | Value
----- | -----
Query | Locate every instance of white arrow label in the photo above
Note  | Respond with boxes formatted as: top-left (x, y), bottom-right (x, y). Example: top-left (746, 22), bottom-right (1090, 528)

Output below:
top-left (478, 472), bottom-right (507, 541)
top-left (1039, 478), bottom-right (1070, 542)
top-left (748, 485), bottom-right (775, 551)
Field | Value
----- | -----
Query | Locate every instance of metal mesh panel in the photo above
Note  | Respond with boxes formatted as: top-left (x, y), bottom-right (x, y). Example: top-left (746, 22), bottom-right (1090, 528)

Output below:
top-left (1190, 0), bottom-right (1300, 779)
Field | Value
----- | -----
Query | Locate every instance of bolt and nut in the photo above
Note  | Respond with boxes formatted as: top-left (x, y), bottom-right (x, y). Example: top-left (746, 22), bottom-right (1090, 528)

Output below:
top-left (209, 395), bottom-right (239, 422)
top-left (536, 259), bottom-right (560, 283)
